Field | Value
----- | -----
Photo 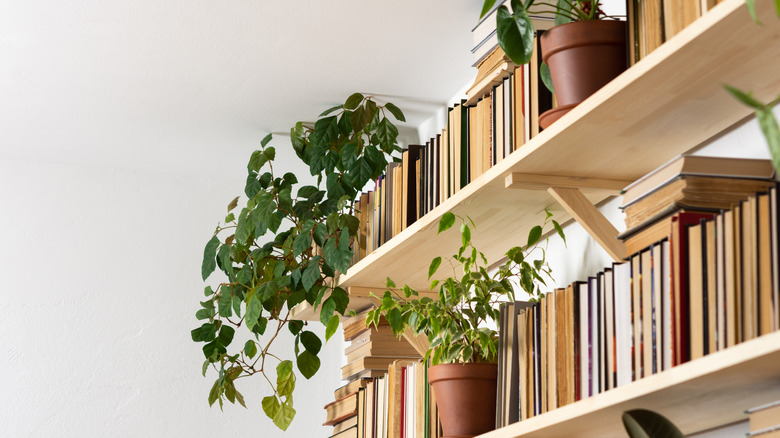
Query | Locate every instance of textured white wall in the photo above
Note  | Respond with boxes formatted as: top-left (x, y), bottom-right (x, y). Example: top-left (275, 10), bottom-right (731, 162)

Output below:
top-left (0, 157), bottom-right (343, 437)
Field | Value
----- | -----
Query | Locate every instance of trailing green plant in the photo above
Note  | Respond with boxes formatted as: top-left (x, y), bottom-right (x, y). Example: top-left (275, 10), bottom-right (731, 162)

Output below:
top-left (367, 211), bottom-right (564, 365)
top-left (479, 0), bottom-right (615, 67)
top-left (194, 93), bottom-right (405, 430)
top-left (622, 409), bottom-right (684, 438)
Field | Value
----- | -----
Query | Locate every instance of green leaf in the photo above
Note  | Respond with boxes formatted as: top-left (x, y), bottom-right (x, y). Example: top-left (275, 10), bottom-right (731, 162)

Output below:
top-left (330, 287), bottom-right (350, 315)
top-left (244, 340), bottom-right (257, 359)
top-left (292, 232), bottom-right (312, 258)
top-left (438, 212), bottom-right (456, 234)
top-left (375, 118), bottom-right (399, 150)
top-left (746, 0), bottom-right (759, 23)
top-left (461, 223), bottom-right (471, 247)
top-left (216, 244), bottom-right (233, 276)
top-left (232, 294), bottom-right (242, 318)
top-left (552, 219), bottom-right (566, 245)
top-left (202, 359), bottom-right (210, 376)
top-left (541, 62), bottom-right (555, 94)
top-left (195, 308), bottom-right (215, 320)
top-left (497, 2), bottom-right (535, 65)
top-left (757, 107), bottom-right (780, 175)
top-left (325, 314), bottom-right (340, 341)
top-left (319, 297), bottom-right (337, 326)
top-left (428, 256), bottom-right (442, 279)
top-left (204, 285), bottom-right (214, 297)
top-left (724, 85), bottom-right (763, 109)
top-left (384, 102), bottom-right (406, 122)
top-left (264, 146), bottom-right (276, 161)
top-left (260, 133), bottom-right (273, 147)
top-left (386, 277), bottom-right (396, 288)
top-left (302, 258), bottom-right (321, 292)
top-left (300, 331), bottom-right (322, 354)
top-left (218, 286), bottom-right (233, 317)
top-left (319, 104), bottom-right (342, 117)
top-left (201, 236), bottom-right (220, 280)
top-left (208, 379), bottom-right (220, 407)
top-left (344, 93), bottom-right (364, 110)
top-left (296, 350), bottom-right (321, 379)
top-left (262, 395), bottom-right (281, 420)
top-left (276, 361), bottom-right (295, 397)
top-left (622, 409), bottom-right (684, 438)
top-left (554, 0), bottom-right (573, 25)
top-left (273, 402), bottom-right (296, 431)
top-left (227, 196), bottom-right (239, 212)
top-left (313, 223), bottom-right (328, 247)
top-left (245, 292), bottom-right (262, 331)
top-left (217, 325), bottom-right (235, 347)
top-left (387, 308), bottom-right (403, 333)
top-left (480, 0), bottom-right (497, 18)
top-left (248, 150), bottom-right (268, 172)
top-left (527, 225), bottom-right (542, 247)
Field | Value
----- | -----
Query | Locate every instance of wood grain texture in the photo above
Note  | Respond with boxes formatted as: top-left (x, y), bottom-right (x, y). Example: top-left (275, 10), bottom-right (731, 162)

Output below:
top-left (477, 331), bottom-right (780, 438)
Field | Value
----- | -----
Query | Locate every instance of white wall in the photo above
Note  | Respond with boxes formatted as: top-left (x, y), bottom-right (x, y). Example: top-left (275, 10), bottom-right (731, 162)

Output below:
top-left (0, 156), bottom-right (343, 437)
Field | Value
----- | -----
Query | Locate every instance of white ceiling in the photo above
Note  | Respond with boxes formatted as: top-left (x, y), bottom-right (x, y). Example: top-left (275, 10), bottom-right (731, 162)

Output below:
top-left (0, 0), bottom-right (479, 177)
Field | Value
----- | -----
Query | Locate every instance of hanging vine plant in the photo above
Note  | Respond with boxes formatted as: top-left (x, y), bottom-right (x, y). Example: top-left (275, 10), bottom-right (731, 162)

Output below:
top-left (193, 93), bottom-right (405, 430)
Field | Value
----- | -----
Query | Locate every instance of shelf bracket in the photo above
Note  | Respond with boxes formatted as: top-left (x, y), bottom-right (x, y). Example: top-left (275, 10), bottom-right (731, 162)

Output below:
top-left (546, 187), bottom-right (626, 262)
top-left (367, 295), bottom-right (431, 357)
top-left (504, 173), bottom-right (627, 262)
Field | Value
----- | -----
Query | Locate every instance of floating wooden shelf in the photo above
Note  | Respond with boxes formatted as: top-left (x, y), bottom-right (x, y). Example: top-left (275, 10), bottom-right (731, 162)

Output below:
top-left (477, 331), bottom-right (780, 438)
top-left (290, 0), bottom-right (780, 322)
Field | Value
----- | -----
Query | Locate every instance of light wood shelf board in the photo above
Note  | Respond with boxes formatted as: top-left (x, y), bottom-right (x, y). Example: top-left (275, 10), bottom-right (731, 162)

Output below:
top-left (292, 0), bottom-right (780, 317)
top-left (478, 331), bottom-right (780, 438)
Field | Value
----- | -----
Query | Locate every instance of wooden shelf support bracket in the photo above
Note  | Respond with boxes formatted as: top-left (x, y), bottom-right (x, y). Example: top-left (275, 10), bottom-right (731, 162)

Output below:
top-left (546, 187), bottom-right (626, 262)
top-left (505, 173), bottom-right (627, 262)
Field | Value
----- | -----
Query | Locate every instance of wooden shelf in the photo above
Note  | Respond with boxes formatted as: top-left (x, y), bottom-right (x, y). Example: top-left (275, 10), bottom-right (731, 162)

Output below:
top-left (290, 0), bottom-right (780, 321)
top-left (477, 331), bottom-right (780, 437)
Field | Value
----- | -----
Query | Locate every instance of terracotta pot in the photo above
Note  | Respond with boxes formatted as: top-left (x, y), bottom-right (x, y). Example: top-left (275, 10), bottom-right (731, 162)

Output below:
top-left (428, 363), bottom-right (498, 438)
top-left (539, 20), bottom-right (627, 128)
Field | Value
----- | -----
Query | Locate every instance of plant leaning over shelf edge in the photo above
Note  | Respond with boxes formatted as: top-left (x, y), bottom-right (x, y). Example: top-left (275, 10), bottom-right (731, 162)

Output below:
top-left (479, 0), bottom-right (620, 93)
top-left (725, 2), bottom-right (780, 177)
top-left (194, 93), bottom-right (405, 431)
top-left (367, 210), bottom-right (565, 366)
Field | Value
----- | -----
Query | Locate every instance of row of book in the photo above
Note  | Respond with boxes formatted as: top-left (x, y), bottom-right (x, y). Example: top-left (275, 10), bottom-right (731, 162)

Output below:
top-left (496, 184), bottom-right (780, 425)
top-left (629, 0), bottom-right (726, 63)
top-left (326, 361), bottom-right (440, 438)
top-left (340, 317), bottom-right (420, 381)
top-left (351, 45), bottom-right (553, 264)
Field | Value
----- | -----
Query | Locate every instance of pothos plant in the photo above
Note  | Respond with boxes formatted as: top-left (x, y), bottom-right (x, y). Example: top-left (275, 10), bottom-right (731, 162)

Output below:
top-left (367, 211), bottom-right (564, 365)
top-left (194, 93), bottom-right (405, 430)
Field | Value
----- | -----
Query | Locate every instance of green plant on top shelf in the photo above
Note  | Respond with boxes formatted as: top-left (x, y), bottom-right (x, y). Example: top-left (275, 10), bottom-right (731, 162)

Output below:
top-left (480, 0), bottom-right (614, 66)
top-left (367, 211), bottom-right (564, 365)
top-left (194, 93), bottom-right (404, 431)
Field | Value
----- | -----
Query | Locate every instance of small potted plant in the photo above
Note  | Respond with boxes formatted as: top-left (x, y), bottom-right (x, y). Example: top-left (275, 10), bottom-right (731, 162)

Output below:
top-left (481, 0), bottom-right (627, 128)
top-left (367, 211), bottom-right (564, 437)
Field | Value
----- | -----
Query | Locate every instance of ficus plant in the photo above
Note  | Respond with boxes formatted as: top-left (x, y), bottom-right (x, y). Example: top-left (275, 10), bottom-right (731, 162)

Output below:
top-left (367, 211), bottom-right (564, 365)
top-left (194, 93), bottom-right (405, 430)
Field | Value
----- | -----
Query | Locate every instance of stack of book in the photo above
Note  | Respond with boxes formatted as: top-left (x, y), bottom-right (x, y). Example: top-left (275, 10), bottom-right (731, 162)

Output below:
top-left (747, 401), bottom-right (780, 437)
top-left (325, 385), bottom-right (366, 438)
top-left (340, 312), bottom-right (421, 381)
top-left (628, 0), bottom-right (726, 64)
top-left (619, 155), bottom-right (775, 256)
top-left (497, 184), bottom-right (780, 422)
